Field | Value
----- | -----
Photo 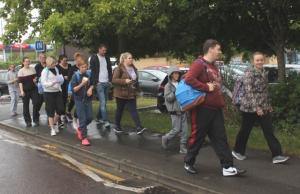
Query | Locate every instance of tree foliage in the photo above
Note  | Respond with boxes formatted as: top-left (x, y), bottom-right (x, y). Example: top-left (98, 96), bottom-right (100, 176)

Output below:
top-left (0, 0), bottom-right (299, 76)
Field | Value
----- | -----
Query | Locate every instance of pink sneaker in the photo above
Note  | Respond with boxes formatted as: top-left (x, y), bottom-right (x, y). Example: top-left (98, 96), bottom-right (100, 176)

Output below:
top-left (76, 128), bottom-right (83, 140)
top-left (81, 138), bottom-right (90, 146)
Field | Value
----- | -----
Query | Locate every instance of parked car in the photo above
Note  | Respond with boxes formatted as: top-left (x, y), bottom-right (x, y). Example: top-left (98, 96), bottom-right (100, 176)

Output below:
top-left (0, 70), bottom-right (9, 96)
top-left (143, 65), bottom-right (169, 73)
top-left (138, 69), bottom-right (167, 97)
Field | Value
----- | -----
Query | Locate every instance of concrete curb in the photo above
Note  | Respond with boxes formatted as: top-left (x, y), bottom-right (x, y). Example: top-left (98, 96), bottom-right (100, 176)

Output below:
top-left (0, 122), bottom-right (222, 194)
top-left (137, 105), bottom-right (157, 112)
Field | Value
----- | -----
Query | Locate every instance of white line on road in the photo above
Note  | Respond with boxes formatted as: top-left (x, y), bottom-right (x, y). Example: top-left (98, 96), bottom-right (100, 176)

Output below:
top-left (1, 134), bottom-right (153, 193)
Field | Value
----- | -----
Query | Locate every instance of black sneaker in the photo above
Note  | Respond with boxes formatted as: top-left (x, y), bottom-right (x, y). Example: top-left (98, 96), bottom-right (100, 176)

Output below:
top-left (184, 163), bottom-right (198, 174)
top-left (113, 127), bottom-right (124, 134)
top-left (58, 119), bottom-right (64, 129)
top-left (136, 127), bottom-right (147, 135)
top-left (26, 122), bottom-right (32, 127)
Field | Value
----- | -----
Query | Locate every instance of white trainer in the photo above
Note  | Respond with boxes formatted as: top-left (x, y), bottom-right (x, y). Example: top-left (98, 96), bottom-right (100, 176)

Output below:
top-left (53, 125), bottom-right (59, 133)
top-left (51, 128), bottom-right (57, 136)
top-left (232, 150), bottom-right (247, 160)
top-left (222, 166), bottom-right (246, 177)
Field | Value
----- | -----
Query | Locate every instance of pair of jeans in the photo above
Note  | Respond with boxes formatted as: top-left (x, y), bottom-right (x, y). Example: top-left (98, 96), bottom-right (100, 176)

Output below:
top-left (234, 112), bottom-right (282, 157)
top-left (115, 97), bottom-right (142, 128)
top-left (9, 90), bottom-right (18, 114)
top-left (184, 107), bottom-right (233, 168)
top-left (75, 100), bottom-right (93, 139)
top-left (22, 89), bottom-right (39, 124)
top-left (96, 82), bottom-right (110, 121)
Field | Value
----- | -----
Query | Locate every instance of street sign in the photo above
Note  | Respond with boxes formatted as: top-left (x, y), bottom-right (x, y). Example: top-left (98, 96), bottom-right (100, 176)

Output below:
top-left (35, 41), bottom-right (45, 52)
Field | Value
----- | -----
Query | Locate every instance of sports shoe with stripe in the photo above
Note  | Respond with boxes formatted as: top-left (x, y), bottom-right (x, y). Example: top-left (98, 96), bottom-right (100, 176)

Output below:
top-left (232, 150), bottom-right (247, 160)
top-left (222, 166), bottom-right (246, 177)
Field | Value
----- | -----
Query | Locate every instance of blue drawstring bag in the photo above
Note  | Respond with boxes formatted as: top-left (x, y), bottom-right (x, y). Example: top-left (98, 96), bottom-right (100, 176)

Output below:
top-left (68, 70), bottom-right (91, 95)
top-left (175, 79), bottom-right (206, 111)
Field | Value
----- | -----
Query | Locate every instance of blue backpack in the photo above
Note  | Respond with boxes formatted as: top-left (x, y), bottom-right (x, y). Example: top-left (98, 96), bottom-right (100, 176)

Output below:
top-left (175, 79), bottom-right (206, 111)
top-left (68, 70), bottom-right (92, 95)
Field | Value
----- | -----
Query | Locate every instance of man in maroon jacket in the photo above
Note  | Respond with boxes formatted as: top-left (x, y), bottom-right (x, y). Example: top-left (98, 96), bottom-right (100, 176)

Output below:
top-left (183, 39), bottom-right (246, 177)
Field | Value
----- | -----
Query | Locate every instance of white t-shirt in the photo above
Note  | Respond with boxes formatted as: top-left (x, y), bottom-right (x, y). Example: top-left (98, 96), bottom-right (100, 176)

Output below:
top-left (98, 54), bottom-right (109, 83)
top-left (172, 81), bottom-right (178, 88)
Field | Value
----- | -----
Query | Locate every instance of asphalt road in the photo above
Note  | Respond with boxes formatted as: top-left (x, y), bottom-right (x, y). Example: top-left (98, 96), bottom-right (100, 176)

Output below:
top-left (0, 131), bottom-right (134, 194)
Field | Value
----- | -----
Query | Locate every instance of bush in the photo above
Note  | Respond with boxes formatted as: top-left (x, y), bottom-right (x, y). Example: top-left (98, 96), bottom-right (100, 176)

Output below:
top-left (0, 61), bottom-right (21, 70)
top-left (270, 72), bottom-right (300, 133)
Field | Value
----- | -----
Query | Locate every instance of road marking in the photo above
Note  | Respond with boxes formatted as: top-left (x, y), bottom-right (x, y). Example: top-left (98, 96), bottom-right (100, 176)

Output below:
top-left (42, 144), bottom-right (57, 150)
top-left (1, 136), bottom-right (153, 193)
top-left (84, 164), bottom-right (125, 183)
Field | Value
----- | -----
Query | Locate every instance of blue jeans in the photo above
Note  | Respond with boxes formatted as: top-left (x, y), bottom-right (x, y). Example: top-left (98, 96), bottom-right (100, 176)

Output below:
top-left (96, 82), bottom-right (110, 121)
top-left (75, 100), bottom-right (93, 139)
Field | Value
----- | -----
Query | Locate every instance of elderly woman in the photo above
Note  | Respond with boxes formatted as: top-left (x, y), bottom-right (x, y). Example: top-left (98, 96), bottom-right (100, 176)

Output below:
top-left (112, 52), bottom-right (146, 135)
top-left (41, 56), bottom-right (64, 136)
top-left (232, 52), bottom-right (289, 164)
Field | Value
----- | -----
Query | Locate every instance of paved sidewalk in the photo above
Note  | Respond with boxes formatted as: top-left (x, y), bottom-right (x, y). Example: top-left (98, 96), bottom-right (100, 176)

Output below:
top-left (1, 115), bottom-right (300, 194)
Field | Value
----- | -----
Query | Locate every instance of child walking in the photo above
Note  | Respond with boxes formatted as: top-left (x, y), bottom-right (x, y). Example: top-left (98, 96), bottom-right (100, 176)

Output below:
top-left (70, 54), bottom-right (94, 146)
top-left (162, 66), bottom-right (188, 154)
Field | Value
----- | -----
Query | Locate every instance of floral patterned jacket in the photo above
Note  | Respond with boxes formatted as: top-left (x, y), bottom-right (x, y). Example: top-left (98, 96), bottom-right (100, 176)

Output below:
top-left (239, 66), bottom-right (272, 113)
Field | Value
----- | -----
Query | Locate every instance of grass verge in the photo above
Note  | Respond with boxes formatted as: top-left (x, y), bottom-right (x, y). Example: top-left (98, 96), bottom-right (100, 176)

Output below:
top-left (92, 97), bottom-right (300, 156)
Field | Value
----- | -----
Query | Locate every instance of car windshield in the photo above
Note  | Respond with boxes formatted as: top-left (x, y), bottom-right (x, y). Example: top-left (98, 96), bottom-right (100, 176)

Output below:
top-left (0, 71), bottom-right (8, 82)
top-left (145, 70), bottom-right (167, 80)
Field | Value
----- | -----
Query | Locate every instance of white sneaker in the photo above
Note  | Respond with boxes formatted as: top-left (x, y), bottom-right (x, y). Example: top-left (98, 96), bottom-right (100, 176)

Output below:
top-left (51, 128), bottom-right (57, 136)
top-left (272, 155), bottom-right (290, 164)
top-left (232, 150), bottom-right (247, 160)
top-left (222, 166), bottom-right (246, 177)
top-left (73, 119), bottom-right (79, 129)
top-left (53, 125), bottom-right (59, 133)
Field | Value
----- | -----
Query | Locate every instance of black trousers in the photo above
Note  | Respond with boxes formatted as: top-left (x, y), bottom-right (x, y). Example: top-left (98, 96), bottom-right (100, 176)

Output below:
top-left (22, 90), bottom-right (39, 124)
top-left (115, 97), bottom-right (142, 128)
top-left (67, 96), bottom-right (77, 118)
top-left (234, 112), bottom-right (282, 157)
top-left (36, 93), bottom-right (44, 119)
top-left (61, 87), bottom-right (68, 115)
top-left (184, 107), bottom-right (233, 168)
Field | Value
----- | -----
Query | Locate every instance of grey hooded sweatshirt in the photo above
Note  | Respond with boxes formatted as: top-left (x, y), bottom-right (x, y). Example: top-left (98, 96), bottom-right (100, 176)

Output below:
top-left (164, 66), bottom-right (182, 113)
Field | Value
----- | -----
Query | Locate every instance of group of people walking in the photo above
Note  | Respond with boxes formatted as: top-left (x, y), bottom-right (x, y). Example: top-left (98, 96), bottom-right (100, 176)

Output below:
top-left (7, 44), bottom-right (146, 146)
top-left (160, 39), bottom-right (289, 177)
top-left (6, 40), bottom-right (289, 177)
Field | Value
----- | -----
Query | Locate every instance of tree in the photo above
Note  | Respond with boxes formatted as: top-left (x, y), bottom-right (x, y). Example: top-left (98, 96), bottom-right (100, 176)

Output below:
top-left (234, 0), bottom-right (300, 81)
top-left (0, 0), bottom-right (299, 79)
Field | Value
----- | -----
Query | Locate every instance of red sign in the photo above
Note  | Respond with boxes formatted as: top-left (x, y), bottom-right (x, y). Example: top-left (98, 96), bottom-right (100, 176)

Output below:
top-left (11, 43), bottom-right (29, 49)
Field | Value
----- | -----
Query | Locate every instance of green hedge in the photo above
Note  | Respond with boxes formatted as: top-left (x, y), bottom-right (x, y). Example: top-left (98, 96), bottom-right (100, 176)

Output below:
top-left (0, 61), bottom-right (21, 70)
top-left (270, 72), bottom-right (300, 134)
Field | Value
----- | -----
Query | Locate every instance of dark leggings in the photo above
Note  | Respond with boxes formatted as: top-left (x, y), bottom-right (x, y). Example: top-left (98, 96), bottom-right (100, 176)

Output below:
top-left (115, 97), bottom-right (141, 128)
top-left (234, 112), bottom-right (282, 157)
top-left (67, 96), bottom-right (77, 118)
